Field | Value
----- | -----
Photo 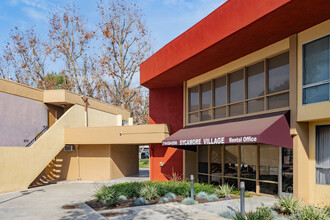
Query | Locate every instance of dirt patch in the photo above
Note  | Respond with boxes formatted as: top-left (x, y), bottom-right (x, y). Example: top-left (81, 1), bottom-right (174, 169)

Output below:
top-left (86, 195), bottom-right (240, 211)
top-left (101, 212), bottom-right (124, 217)
top-left (61, 205), bottom-right (79, 209)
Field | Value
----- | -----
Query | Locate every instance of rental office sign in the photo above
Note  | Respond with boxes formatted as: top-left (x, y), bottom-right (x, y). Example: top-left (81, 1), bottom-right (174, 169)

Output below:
top-left (162, 136), bottom-right (258, 146)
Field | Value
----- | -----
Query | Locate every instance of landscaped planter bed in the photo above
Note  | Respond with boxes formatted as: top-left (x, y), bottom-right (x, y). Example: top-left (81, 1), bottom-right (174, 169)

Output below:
top-left (86, 195), bottom-right (240, 211)
top-left (85, 181), bottom-right (245, 211)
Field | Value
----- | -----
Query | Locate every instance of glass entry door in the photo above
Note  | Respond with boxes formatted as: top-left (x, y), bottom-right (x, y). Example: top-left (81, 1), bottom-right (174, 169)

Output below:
top-left (280, 148), bottom-right (293, 197)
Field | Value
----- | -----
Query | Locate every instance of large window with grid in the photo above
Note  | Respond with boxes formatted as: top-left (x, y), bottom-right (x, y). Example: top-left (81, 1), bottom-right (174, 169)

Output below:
top-left (188, 52), bottom-right (290, 124)
top-left (197, 144), bottom-right (285, 195)
top-left (303, 35), bottom-right (330, 105)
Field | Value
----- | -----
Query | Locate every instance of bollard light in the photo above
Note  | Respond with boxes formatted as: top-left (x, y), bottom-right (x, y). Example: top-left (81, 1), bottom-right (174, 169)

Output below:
top-left (190, 174), bottom-right (194, 199)
top-left (240, 181), bottom-right (245, 216)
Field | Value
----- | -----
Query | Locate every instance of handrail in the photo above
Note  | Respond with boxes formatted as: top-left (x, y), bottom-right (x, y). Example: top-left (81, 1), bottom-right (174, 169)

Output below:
top-left (25, 126), bottom-right (48, 147)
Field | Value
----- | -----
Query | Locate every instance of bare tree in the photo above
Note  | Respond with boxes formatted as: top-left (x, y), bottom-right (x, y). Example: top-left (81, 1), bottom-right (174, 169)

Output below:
top-left (128, 87), bottom-right (149, 124)
top-left (98, 0), bottom-right (151, 108)
top-left (49, 5), bottom-right (97, 96)
top-left (2, 27), bottom-right (51, 88)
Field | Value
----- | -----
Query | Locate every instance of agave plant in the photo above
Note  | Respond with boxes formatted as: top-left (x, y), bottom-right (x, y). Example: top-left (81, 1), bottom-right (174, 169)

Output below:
top-left (139, 185), bottom-right (158, 200)
top-left (291, 205), bottom-right (330, 220)
top-left (214, 184), bottom-right (233, 198)
top-left (273, 196), bottom-right (301, 215)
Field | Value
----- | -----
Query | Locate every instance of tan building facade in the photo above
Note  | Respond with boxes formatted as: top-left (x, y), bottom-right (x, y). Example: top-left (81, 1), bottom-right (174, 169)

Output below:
top-left (0, 78), bottom-right (168, 193)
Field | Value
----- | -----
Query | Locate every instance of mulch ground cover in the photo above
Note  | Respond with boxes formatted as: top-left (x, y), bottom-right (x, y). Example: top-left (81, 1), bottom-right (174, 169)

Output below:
top-left (86, 195), bottom-right (240, 211)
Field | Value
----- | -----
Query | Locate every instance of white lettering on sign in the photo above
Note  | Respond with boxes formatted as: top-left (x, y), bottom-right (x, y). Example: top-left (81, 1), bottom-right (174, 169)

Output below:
top-left (164, 136), bottom-right (258, 146)
top-left (162, 141), bottom-right (178, 146)
top-left (179, 139), bottom-right (202, 145)
top-left (243, 136), bottom-right (257, 142)
top-left (229, 137), bottom-right (242, 143)
top-left (203, 137), bottom-right (225, 145)
top-left (229, 136), bottom-right (257, 143)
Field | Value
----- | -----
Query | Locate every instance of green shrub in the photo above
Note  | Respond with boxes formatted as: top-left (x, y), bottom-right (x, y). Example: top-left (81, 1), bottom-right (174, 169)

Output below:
top-left (106, 182), bottom-right (141, 198)
top-left (95, 186), bottom-right (118, 205)
top-left (173, 181), bottom-right (191, 197)
top-left (206, 194), bottom-right (219, 201)
top-left (181, 198), bottom-right (197, 205)
top-left (232, 212), bottom-right (246, 220)
top-left (165, 192), bottom-right (176, 200)
top-left (95, 185), bottom-right (110, 201)
top-left (215, 184), bottom-right (233, 198)
top-left (291, 205), bottom-right (330, 220)
top-left (232, 206), bottom-right (275, 220)
top-left (231, 190), bottom-right (252, 198)
top-left (196, 192), bottom-right (208, 199)
top-left (273, 196), bottom-right (301, 215)
top-left (158, 197), bottom-right (169, 203)
top-left (324, 206), bottom-right (330, 216)
top-left (134, 197), bottom-right (148, 205)
top-left (94, 180), bottom-right (216, 204)
top-left (194, 182), bottom-right (215, 195)
top-left (140, 185), bottom-right (158, 200)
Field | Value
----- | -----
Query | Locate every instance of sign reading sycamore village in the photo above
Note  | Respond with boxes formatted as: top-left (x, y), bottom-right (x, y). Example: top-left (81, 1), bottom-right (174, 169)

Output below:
top-left (162, 136), bottom-right (258, 146)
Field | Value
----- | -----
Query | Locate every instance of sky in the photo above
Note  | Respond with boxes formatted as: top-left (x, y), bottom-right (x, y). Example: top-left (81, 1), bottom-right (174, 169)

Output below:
top-left (0, 0), bottom-right (227, 85)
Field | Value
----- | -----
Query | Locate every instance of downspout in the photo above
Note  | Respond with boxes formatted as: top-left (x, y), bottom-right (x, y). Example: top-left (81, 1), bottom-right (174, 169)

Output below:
top-left (81, 96), bottom-right (88, 127)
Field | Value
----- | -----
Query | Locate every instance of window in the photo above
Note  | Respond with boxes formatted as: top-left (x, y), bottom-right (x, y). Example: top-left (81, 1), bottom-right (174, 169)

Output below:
top-left (303, 35), bottom-right (330, 104)
top-left (214, 77), bottom-right (226, 107)
top-left (187, 52), bottom-right (290, 124)
top-left (188, 86), bottom-right (199, 112)
top-left (247, 62), bottom-right (264, 113)
top-left (198, 145), bottom-right (209, 184)
top-left (197, 144), bottom-right (280, 195)
top-left (316, 125), bottom-right (330, 185)
top-left (229, 70), bottom-right (244, 103)
top-left (64, 144), bottom-right (75, 152)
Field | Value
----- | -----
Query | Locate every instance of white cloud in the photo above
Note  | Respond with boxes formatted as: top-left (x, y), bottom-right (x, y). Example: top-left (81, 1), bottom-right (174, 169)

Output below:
top-left (22, 7), bottom-right (47, 22)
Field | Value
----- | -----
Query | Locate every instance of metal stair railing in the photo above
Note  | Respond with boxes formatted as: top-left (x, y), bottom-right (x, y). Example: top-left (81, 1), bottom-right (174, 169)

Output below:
top-left (25, 125), bottom-right (48, 147)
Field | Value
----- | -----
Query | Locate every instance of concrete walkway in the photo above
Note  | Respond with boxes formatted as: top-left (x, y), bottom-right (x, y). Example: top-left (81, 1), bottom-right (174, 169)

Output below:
top-left (0, 169), bottom-right (277, 220)
top-left (0, 170), bottom-right (149, 220)
top-left (97, 196), bottom-right (277, 220)
top-left (98, 202), bottom-right (223, 220)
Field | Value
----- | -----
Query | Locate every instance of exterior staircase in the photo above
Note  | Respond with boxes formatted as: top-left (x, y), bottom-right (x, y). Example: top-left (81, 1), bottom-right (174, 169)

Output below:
top-left (0, 105), bottom-right (86, 193)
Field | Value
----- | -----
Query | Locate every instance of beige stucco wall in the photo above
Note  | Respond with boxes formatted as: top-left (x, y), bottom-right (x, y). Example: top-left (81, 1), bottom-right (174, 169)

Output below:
top-left (308, 121), bottom-right (330, 205)
top-left (0, 79), bottom-right (130, 121)
top-left (0, 78), bottom-right (43, 102)
top-left (297, 20), bottom-right (330, 122)
top-left (51, 144), bottom-right (139, 182)
top-left (64, 124), bottom-right (170, 145)
top-left (55, 148), bottom-right (79, 181)
top-left (110, 145), bottom-right (139, 179)
top-left (0, 105), bottom-right (119, 193)
top-left (79, 145), bottom-right (112, 181)
top-left (294, 20), bottom-right (330, 205)
top-left (44, 90), bottom-right (130, 120)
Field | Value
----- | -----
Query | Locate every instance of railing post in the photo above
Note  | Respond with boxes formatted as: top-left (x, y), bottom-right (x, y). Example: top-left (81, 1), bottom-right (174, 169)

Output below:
top-left (190, 174), bottom-right (194, 199)
top-left (240, 181), bottom-right (245, 216)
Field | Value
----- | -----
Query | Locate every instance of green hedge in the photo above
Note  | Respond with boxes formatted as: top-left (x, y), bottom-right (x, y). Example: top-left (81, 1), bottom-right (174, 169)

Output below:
top-left (95, 181), bottom-right (215, 201)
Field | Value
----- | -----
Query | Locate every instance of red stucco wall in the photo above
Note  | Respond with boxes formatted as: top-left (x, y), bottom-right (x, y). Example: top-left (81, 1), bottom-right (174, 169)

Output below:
top-left (149, 85), bottom-right (183, 181)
